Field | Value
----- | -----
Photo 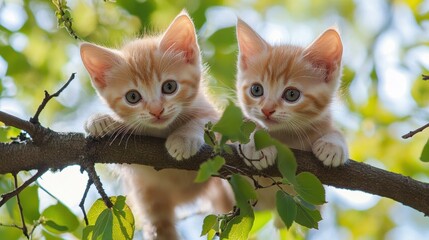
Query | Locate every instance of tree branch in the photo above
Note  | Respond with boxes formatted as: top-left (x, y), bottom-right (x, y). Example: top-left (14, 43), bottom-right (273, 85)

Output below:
top-left (0, 168), bottom-right (48, 207)
top-left (0, 128), bottom-right (428, 216)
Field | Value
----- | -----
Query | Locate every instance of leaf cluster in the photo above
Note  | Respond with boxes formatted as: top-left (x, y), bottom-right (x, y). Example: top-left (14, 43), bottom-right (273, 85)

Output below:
top-left (197, 103), bottom-right (326, 239)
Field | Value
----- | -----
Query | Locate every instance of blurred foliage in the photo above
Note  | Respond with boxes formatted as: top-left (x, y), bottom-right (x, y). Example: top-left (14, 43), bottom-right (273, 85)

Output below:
top-left (0, 0), bottom-right (429, 239)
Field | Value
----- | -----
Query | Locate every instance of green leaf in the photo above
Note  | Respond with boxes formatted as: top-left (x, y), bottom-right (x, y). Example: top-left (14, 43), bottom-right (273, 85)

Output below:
top-left (82, 226), bottom-right (94, 240)
top-left (0, 225), bottom-right (21, 240)
top-left (254, 130), bottom-right (274, 150)
top-left (195, 156), bottom-right (226, 183)
top-left (240, 121), bottom-right (256, 144)
top-left (276, 191), bottom-right (297, 229)
top-left (296, 196), bottom-right (317, 211)
top-left (201, 214), bottom-right (217, 236)
top-left (86, 196), bottom-right (135, 240)
top-left (229, 174), bottom-right (257, 213)
top-left (275, 143), bottom-right (297, 183)
top-left (44, 220), bottom-right (68, 232)
top-left (220, 212), bottom-right (254, 240)
top-left (294, 172), bottom-right (326, 205)
top-left (92, 209), bottom-right (113, 240)
top-left (204, 130), bottom-right (216, 147)
top-left (213, 102), bottom-right (249, 144)
top-left (114, 195), bottom-right (126, 211)
top-left (223, 144), bottom-right (234, 155)
top-left (249, 211), bottom-right (272, 235)
top-left (20, 185), bottom-right (40, 224)
top-left (295, 203), bottom-right (322, 229)
top-left (207, 229), bottom-right (217, 240)
top-left (420, 138), bottom-right (429, 162)
top-left (42, 202), bottom-right (79, 234)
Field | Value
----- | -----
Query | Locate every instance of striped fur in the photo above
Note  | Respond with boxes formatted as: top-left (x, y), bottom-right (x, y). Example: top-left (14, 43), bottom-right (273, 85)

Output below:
top-left (81, 12), bottom-right (233, 240)
top-left (236, 18), bottom-right (348, 169)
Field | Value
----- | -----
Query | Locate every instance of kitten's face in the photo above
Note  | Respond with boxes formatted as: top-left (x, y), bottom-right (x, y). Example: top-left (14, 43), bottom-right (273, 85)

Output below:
top-left (81, 12), bottom-right (201, 129)
top-left (236, 20), bottom-right (343, 131)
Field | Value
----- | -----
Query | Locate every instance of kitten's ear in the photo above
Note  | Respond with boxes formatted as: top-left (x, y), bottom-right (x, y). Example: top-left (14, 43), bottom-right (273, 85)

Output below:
top-left (159, 11), bottom-right (199, 64)
top-left (304, 28), bottom-right (343, 83)
top-left (236, 18), bottom-right (268, 70)
top-left (80, 43), bottom-right (123, 89)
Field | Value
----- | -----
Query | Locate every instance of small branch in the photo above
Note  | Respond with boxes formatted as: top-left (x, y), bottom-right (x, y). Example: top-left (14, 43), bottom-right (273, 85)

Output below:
top-left (28, 219), bottom-right (43, 238)
top-left (423, 74), bottom-right (429, 80)
top-left (0, 168), bottom-right (48, 207)
top-left (0, 111), bottom-right (36, 137)
top-left (0, 223), bottom-right (23, 229)
top-left (36, 181), bottom-right (61, 202)
top-left (84, 162), bottom-right (113, 209)
top-left (14, 173), bottom-right (29, 239)
top-left (80, 179), bottom-right (93, 226)
top-left (30, 73), bottom-right (76, 125)
top-left (402, 123), bottom-right (429, 139)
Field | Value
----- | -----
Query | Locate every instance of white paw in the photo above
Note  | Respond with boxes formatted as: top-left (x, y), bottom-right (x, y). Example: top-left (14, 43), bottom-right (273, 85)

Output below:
top-left (238, 141), bottom-right (277, 170)
top-left (84, 114), bottom-right (118, 137)
top-left (312, 133), bottom-right (348, 167)
top-left (165, 134), bottom-right (204, 161)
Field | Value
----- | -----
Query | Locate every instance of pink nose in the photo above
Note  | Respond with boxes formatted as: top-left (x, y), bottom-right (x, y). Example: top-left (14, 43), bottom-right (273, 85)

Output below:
top-left (149, 108), bottom-right (164, 119)
top-left (262, 108), bottom-right (275, 118)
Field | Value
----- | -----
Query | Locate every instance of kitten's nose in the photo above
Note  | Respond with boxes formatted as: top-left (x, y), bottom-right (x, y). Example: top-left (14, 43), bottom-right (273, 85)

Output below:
top-left (262, 108), bottom-right (275, 118)
top-left (149, 108), bottom-right (164, 119)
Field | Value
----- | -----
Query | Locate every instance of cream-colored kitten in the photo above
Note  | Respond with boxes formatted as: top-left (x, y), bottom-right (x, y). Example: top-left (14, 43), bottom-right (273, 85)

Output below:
top-left (236, 19), bottom-right (348, 171)
top-left (80, 12), bottom-right (233, 240)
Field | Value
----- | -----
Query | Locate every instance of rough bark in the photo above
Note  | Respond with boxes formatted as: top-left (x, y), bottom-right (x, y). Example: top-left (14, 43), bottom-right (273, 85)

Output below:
top-left (1, 125), bottom-right (429, 216)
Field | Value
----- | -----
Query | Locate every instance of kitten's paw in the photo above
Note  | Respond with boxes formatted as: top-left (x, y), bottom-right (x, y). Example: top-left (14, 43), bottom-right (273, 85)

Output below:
top-left (238, 142), bottom-right (277, 170)
top-left (165, 134), bottom-right (204, 161)
top-left (312, 133), bottom-right (348, 167)
top-left (85, 113), bottom-right (117, 137)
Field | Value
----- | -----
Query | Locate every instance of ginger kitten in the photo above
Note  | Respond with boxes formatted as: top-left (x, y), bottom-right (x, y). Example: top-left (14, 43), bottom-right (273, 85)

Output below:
top-left (80, 12), bottom-right (233, 240)
top-left (236, 19), bottom-right (348, 170)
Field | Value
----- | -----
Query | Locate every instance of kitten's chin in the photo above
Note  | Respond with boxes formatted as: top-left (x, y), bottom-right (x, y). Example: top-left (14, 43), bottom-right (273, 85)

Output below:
top-left (257, 117), bottom-right (282, 130)
top-left (148, 117), bottom-right (174, 128)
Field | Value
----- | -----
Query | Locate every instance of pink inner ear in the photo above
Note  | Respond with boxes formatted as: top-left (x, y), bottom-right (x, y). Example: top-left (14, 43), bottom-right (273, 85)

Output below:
top-left (236, 19), bottom-right (268, 70)
top-left (80, 43), bottom-right (121, 90)
top-left (85, 58), bottom-right (109, 88)
top-left (304, 29), bottom-right (343, 83)
top-left (160, 14), bottom-right (198, 64)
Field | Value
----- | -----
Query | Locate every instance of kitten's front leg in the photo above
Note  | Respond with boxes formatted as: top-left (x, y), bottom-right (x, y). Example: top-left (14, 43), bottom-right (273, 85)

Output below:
top-left (165, 120), bottom-right (206, 161)
top-left (238, 132), bottom-right (277, 170)
top-left (85, 113), bottom-right (121, 137)
top-left (312, 131), bottom-right (348, 167)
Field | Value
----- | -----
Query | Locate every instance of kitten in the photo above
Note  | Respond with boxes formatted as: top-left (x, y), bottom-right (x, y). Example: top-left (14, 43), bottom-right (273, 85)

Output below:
top-left (80, 12), bottom-right (233, 240)
top-left (235, 18), bottom-right (348, 171)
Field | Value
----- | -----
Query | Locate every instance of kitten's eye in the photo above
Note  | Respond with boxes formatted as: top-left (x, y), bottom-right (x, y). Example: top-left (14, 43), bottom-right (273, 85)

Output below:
top-left (162, 80), bottom-right (178, 94)
top-left (125, 90), bottom-right (142, 104)
top-left (250, 84), bottom-right (264, 97)
top-left (283, 88), bottom-right (301, 102)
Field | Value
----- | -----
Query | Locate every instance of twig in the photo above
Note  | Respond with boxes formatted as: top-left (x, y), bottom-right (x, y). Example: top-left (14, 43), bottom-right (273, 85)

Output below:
top-left (402, 123), bottom-right (429, 139)
top-left (14, 173), bottom-right (29, 239)
top-left (84, 163), bottom-right (113, 209)
top-left (28, 219), bottom-right (43, 239)
top-left (29, 73), bottom-right (76, 125)
top-left (423, 74), bottom-right (429, 80)
top-left (0, 111), bottom-right (36, 137)
top-left (0, 168), bottom-right (48, 207)
top-left (52, 0), bottom-right (80, 39)
top-left (80, 179), bottom-right (93, 225)
top-left (36, 181), bottom-right (61, 202)
top-left (0, 223), bottom-right (23, 229)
